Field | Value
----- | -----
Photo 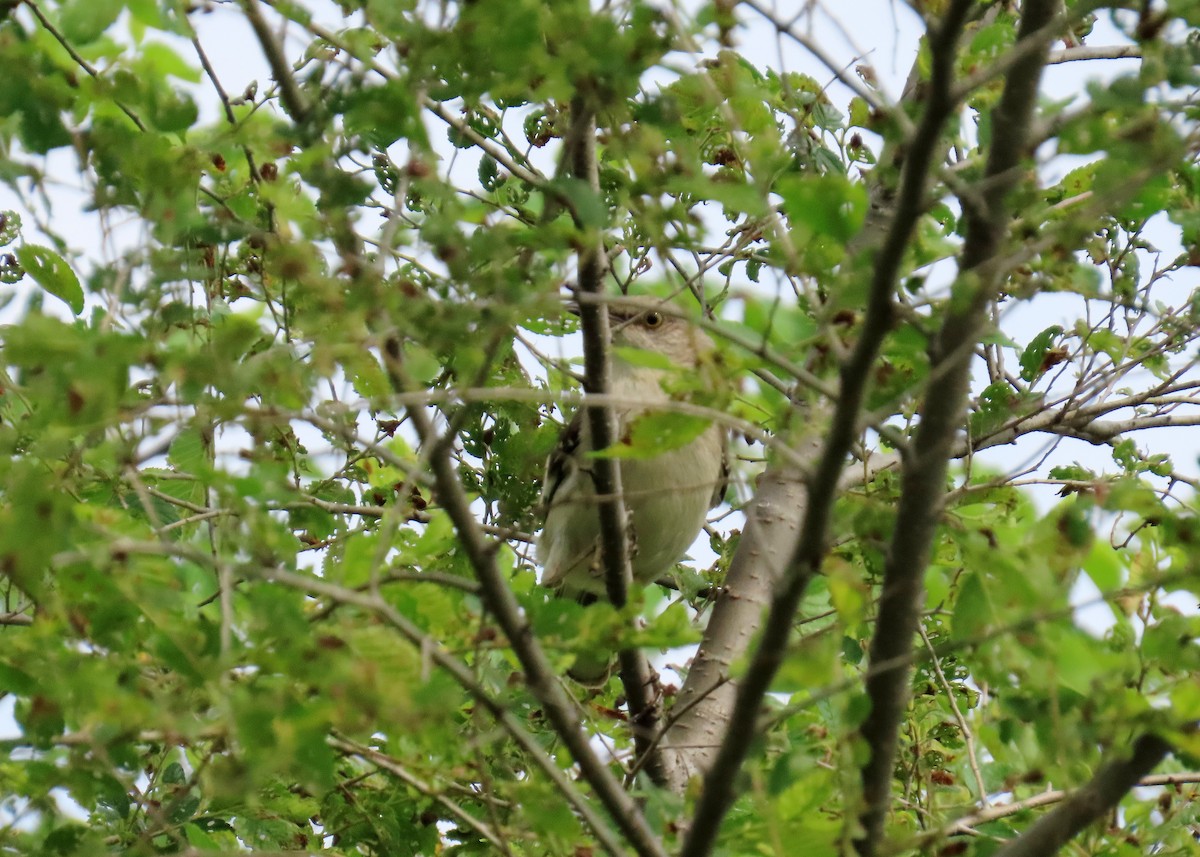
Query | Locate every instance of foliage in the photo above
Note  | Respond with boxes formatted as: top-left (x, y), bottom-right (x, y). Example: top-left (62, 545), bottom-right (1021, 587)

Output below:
top-left (0, 1), bottom-right (1198, 856)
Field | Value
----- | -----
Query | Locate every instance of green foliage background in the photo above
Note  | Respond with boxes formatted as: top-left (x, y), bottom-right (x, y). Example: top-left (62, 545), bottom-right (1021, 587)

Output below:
top-left (1, 1), bottom-right (1199, 855)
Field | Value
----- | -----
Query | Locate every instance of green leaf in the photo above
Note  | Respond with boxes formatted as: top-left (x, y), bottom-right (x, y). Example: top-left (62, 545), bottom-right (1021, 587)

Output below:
top-left (776, 174), bottom-right (867, 242)
top-left (952, 571), bottom-right (997, 639)
top-left (666, 174), bottom-right (767, 216)
top-left (1018, 325), bottom-right (1064, 382)
top-left (0, 662), bottom-right (37, 694)
top-left (139, 42), bottom-right (202, 83)
top-left (597, 412), bottom-right (712, 460)
top-left (58, 0), bottom-right (124, 44)
top-left (550, 177), bottom-right (608, 229)
top-left (15, 245), bottom-right (84, 314)
top-left (169, 428), bottom-right (209, 474)
top-left (612, 344), bottom-right (683, 371)
top-left (344, 350), bottom-right (392, 399)
top-left (1082, 540), bottom-right (1123, 591)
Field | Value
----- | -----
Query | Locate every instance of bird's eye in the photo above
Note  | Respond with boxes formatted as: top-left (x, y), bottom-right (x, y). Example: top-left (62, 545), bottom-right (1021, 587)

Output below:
top-left (643, 311), bottom-right (664, 328)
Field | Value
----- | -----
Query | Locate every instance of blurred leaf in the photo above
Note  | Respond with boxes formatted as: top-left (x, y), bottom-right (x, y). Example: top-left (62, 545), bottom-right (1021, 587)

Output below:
top-left (597, 411), bottom-right (712, 459)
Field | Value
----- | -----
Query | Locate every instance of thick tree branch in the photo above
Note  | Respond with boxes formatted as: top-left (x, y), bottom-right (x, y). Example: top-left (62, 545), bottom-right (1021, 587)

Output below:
top-left (991, 734), bottom-right (1173, 857)
top-left (676, 4), bottom-right (978, 854)
top-left (855, 2), bottom-right (1062, 852)
top-left (658, 462), bottom-right (811, 789)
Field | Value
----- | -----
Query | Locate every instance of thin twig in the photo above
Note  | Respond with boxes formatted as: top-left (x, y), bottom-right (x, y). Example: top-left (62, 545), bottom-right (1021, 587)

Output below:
top-left (190, 35), bottom-right (261, 182)
top-left (937, 770), bottom-right (1200, 841)
top-left (265, 567), bottom-right (638, 857)
top-left (919, 626), bottom-right (988, 804)
top-left (991, 734), bottom-right (1174, 857)
top-left (1046, 44), bottom-right (1142, 64)
top-left (328, 734), bottom-right (507, 852)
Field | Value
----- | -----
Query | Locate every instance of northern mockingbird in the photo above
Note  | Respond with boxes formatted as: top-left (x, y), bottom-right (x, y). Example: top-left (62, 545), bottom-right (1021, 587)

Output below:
top-left (538, 295), bottom-right (729, 601)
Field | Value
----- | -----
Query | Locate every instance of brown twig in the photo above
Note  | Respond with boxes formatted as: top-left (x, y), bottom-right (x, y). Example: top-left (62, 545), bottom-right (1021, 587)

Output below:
top-left (562, 94), bottom-right (666, 777)
top-left (991, 734), bottom-right (1174, 857)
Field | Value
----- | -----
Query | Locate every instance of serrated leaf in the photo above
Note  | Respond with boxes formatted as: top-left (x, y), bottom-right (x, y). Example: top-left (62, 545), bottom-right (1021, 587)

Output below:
top-left (16, 244), bottom-right (84, 314)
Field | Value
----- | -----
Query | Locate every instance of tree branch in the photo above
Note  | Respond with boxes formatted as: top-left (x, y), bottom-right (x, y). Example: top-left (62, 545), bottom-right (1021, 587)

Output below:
top-left (1047, 44), bottom-right (1142, 64)
top-left (854, 0), bottom-right (1060, 849)
top-left (741, 0), bottom-right (897, 118)
top-left (238, 0), bottom-right (309, 122)
top-left (676, 4), bottom-right (979, 854)
top-left (395, 395), bottom-right (666, 857)
top-left (266, 566), bottom-right (644, 857)
top-left (561, 94), bottom-right (666, 777)
top-left (658, 462), bottom-right (811, 789)
top-left (991, 734), bottom-right (1173, 857)
top-left (941, 768), bottom-right (1196, 842)
top-left (855, 2), bottom-right (1062, 852)
top-left (950, 0), bottom-right (1109, 101)
top-left (328, 734), bottom-right (507, 852)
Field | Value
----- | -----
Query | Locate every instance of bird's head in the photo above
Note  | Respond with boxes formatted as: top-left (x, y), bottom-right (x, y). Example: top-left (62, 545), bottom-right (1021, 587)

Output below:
top-left (603, 295), bottom-right (715, 370)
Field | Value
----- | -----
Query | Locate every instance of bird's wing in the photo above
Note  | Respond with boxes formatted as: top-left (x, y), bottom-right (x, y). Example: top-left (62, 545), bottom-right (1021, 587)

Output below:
top-left (540, 409), bottom-right (584, 509)
top-left (710, 426), bottom-right (730, 508)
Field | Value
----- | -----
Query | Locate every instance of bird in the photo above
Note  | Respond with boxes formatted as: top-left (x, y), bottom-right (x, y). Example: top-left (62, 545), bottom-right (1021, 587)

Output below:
top-left (537, 295), bottom-right (729, 655)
